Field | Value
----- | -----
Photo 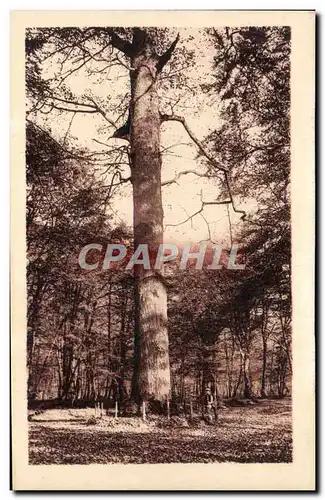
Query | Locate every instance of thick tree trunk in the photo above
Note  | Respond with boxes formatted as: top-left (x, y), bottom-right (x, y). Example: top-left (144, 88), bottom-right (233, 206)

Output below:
top-left (130, 33), bottom-right (171, 403)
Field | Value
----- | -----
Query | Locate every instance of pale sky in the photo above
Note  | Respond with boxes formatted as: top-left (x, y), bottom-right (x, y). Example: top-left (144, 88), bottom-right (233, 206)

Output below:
top-left (33, 28), bottom-right (252, 244)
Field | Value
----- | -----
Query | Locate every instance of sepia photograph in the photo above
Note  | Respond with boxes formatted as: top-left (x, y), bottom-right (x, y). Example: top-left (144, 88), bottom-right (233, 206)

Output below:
top-left (11, 9), bottom-right (315, 491)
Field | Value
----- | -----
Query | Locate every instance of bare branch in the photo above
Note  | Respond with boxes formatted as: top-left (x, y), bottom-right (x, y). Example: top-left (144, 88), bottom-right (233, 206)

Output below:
top-left (54, 43), bottom-right (111, 86)
top-left (48, 95), bottom-right (97, 109)
top-left (63, 111), bottom-right (76, 146)
top-left (103, 172), bottom-right (131, 188)
top-left (157, 34), bottom-right (180, 73)
top-left (165, 193), bottom-right (232, 229)
top-left (49, 104), bottom-right (98, 114)
top-left (46, 95), bottom-right (118, 129)
top-left (86, 97), bottom-right (118, 129)
top-left (93, 138), bottom-right (113, 148)
top-left (160, 113), bottom-right (227, 173)
top-left (224, 173), bottom-right (247, 220)
top-left (199, 211), bottom-right (212, 242)
top-left (102, 170), bottom-right (131, 205)
top-left (161, 113), bottom-right (247, 220)
top-left (162, 169), bottom-right (221, 187)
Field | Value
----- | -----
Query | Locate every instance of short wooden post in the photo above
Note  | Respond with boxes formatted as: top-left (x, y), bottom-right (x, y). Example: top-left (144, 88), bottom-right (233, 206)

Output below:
top-left (190, 401), bottom-right (193, 418)
top-left (100, 402), bottom-right (104, 418)
top-left (142, 401), bottom-right (146, 422)
top-left (166, 398), bottom-right (170, 420)
top-left (114, 400), bottom-right (118, 418)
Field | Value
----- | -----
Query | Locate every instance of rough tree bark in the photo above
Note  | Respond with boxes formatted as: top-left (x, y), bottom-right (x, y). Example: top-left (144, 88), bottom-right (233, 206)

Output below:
top-left (111, 29), bottom-right (179, 404)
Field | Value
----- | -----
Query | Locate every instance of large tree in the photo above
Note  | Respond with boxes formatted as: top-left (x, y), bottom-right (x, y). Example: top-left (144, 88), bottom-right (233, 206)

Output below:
top-left (26, 27), bottom-right (193, 405)
top-left (26, 25), bottom-right (291, 406)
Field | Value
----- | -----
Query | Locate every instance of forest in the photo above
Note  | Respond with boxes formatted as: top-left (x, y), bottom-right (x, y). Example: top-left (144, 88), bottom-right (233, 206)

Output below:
top-left (26, 25), bottom-right (291, 417)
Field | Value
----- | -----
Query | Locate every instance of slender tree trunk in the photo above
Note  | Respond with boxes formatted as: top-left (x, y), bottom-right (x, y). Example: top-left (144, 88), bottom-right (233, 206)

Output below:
top-left (212, 345), bottom-right (219, 400)
top-left (241, 349), bottom-right (252, 399)
top-left (224, 333), bottom-right (231, 398)
top-left (130, 31), bottom-right (171, 403)
top-left (232, 363), bottom-right (242, 398)
top-left (261, 335), bottom-right (268, 397)
top-left (118, 292), bottom-right (128, 403)
top-left (269, 344), bottom-right (275, 395)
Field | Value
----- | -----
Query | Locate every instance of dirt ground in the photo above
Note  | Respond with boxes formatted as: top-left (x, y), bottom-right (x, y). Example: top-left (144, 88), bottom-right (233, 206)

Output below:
top-left (28, 398), bottom-right (292, 464)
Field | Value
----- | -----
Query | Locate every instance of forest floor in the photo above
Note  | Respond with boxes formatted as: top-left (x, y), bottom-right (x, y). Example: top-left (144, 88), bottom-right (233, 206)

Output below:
top-left (29, 398), bottom-right (292, 464)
